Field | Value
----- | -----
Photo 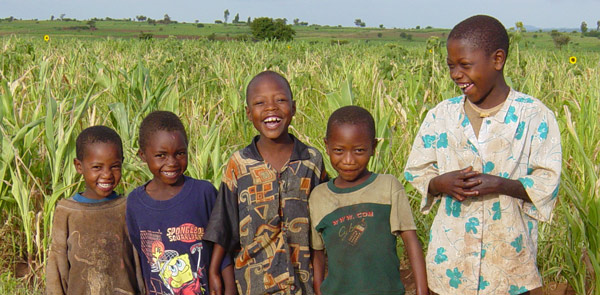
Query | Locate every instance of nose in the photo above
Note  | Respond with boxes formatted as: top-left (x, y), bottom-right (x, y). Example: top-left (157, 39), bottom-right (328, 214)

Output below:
top-left (341, 152), bottom-right (354, 165)
top-left (100, 167), bottom-right (112, 178)
top-left (450, 67), bottom-right (462, 80)
top-left (166, 155), bottom-right (178, 166)
top-left (264, 98), bottom-right (278, 110)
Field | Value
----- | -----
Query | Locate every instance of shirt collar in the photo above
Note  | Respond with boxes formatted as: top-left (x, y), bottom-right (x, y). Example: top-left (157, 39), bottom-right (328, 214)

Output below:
top-left (243, 134), bottom-right (311, 162)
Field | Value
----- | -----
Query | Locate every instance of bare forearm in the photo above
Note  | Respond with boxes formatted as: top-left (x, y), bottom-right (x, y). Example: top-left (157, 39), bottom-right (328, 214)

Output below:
top-left (499, 178), bottom-right (531, 202)
top-left (400, 231), bottom-right (428, 295)
top-left (312, 249), bottom-right (326, 295)
top-left (222, 264), bottom-right (236, 295)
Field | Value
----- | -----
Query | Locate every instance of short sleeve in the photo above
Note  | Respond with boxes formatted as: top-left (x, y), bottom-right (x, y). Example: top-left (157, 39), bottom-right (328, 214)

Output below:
top-left (390, 178), bottom-right (417, 235)
top-left (404, 109), bottom-right (442, 214)
top-left (520, 110), bottom-right (562, 222)
top-left (204, 158), bottom-right (240, 252)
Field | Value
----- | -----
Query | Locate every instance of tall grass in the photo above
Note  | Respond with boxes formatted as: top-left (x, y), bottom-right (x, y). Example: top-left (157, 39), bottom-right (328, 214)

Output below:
top-left (0, 35), bottom-right (598, 293)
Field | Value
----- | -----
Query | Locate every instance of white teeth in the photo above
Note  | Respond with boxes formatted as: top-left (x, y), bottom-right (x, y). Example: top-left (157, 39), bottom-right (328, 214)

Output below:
top-left (97, 183), bottom-right (112, 189)
top-left (163, 171), bottom-right (177, 177)
top-left (263, 117), bottom-right (281, 123)
top-left (459, 83), bottom-right (472, 89)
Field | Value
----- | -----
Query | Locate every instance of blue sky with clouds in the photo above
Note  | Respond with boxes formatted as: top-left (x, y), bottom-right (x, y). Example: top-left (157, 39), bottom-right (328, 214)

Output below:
top-left (2, 0), bottom-right (599, 29)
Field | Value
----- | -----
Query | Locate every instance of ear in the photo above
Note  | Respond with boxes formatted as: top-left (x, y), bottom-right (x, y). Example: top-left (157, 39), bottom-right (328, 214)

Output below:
top-left (138, 149), bottom-right (146, 162)
top-left (245, 105), bottom-right (251, 121)
top-left (372, 138), bottom-right (379, 151)
top-left (74, 158), bottom-right (83, 174)
top-left (323, 137), bottom-right (330, 156)
top-left (291, 100), bottom-right (296, 117)
top-left (492, 49), bottom-right (507, 71)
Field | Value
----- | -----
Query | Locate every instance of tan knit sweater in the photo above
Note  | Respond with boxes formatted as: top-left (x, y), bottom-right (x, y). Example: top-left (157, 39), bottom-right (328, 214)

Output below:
top-left (46, 195), bottom-right (144, 295)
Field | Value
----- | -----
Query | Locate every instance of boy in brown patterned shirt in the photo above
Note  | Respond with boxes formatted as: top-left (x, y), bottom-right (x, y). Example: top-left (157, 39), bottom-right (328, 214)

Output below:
top-left (204, 71), bottom-right (327, 295)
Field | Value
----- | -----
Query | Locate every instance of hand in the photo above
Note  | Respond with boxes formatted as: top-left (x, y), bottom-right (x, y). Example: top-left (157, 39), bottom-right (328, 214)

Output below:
top-left (429, 166), bottom-right (481, 201)
top-left (467, 174), bottom-right (504, 196)
top-left (469, 174), bottom-right (531, 202)
top-left (209, 269), bottom-right (223, 295)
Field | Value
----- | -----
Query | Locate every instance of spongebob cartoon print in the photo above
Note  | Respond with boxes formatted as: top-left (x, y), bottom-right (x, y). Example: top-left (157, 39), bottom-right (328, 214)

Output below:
top-left (151, 241), bottom-right (207, 295)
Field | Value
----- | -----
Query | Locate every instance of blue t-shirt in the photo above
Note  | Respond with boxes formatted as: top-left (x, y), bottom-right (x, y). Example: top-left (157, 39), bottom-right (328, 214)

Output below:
top-left (126, 176), bottom-right (228, 295)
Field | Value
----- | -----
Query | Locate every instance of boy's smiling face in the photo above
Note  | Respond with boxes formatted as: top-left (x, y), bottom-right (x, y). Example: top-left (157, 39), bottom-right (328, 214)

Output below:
top-left (246, 75), bottom-right (295, 142)
top-left (325, 122), bottom-right (376, 189)
top-left (446, 38), bottom-right (506, 108)
top-left (139, 130), bottom-right (188, 188)
top-left (74, 142), bottom-right (122, 200)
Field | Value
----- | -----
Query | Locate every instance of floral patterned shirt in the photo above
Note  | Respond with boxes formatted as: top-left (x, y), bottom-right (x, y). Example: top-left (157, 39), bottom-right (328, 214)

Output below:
top-left (404, 89), bottom-right (562, 294)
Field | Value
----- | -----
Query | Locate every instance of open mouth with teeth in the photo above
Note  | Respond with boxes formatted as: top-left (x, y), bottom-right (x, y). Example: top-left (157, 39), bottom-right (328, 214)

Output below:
top-left (97, 182), bottom-right (114, 191)
top-left (458, 83), bottom-right (474, 93)
top-left (263, 116), bottom-right (282, 128)
top-left (161, 171), bottom-right (180, 178)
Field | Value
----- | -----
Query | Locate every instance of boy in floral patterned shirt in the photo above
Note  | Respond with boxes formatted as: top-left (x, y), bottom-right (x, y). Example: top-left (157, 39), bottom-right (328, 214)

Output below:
top-left (404, 15), bottom-right (561, 295)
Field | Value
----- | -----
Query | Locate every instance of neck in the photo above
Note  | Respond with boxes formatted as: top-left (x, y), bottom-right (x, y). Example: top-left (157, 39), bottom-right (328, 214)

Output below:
top-left (257, 134), bottom-right (293, 149)
top-left (476, 81), bottom-right (510, 109)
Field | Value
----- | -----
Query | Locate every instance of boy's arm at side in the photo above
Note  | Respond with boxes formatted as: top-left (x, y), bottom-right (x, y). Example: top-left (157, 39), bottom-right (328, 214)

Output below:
top-left (399, 230), bottom-right (428, 295)
top-left (45, 204), bottom-right (68, 295)
top-left (209, 243), bottom-right (227, 295)
top-left (312, 249), bottom-right (326, 295)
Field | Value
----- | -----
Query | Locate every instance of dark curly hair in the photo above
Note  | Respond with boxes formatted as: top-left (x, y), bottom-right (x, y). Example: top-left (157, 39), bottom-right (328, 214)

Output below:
top-left (448, 15), bottom-right (509, 57)
top-left (326, 105), bottom-right (376, 140)
top-left (76, 125), bottom-right (123, 160)
top-left (138, 111), bottom-right (188, 151)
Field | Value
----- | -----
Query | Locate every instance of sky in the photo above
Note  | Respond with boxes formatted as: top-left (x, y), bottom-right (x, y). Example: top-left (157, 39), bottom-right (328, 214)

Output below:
top-left (2, 0), bottom-right (599, 30)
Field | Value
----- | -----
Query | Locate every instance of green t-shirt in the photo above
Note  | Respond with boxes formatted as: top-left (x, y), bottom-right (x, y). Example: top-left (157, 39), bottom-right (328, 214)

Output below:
top-left (309, 174), bottom-right (416, 295)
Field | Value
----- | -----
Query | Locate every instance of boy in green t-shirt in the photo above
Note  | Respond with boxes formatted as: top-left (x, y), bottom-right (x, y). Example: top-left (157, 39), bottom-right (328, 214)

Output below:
top-left (310, 106), bottom-right (428, 295)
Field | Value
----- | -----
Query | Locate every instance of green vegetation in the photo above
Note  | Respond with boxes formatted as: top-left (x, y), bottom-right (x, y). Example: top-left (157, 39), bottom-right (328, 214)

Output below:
top-left (0, 20), bottom-right (599, 293)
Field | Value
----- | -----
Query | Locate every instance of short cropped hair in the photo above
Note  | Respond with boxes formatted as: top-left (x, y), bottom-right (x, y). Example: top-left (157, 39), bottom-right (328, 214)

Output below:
top-left (138, 111), bottom-right (188, 150)
top-left (76, 125), bottom-right (123, 160)
top-left (245, 71), bottom-right (293, 104)
top-left (448, 15), bottom-right (509, 57)
top-left (326, 105), bottom-right (376, 140)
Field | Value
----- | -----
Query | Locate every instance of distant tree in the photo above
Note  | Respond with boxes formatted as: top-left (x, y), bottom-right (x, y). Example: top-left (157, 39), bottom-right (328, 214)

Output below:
top-left (515, 21), bottom-right (526, 32)
top-left (247, 17), bottom-right (251, 24)
top-left (415, 25), bottom-right (420, 29)
top-left (163, 14), bottom-right (171, 24)
top-left (597, 20), bottom-right (600, 30)
top-left (50, 15), bottom-right (54, 21)
top-left (581, 21), bottom-right (588, 34)
top-left (215, 20), bottom-right (223, 24)
top-left (195, 19), bottom-right (199, 24)
top-left (250, 17), bottom-right (295, 41)
top-left (87, 20), bottom-right (96, 29)
top-left (354, 18), bottom-right (364, 27)
top-left (551, 32), bottom-right (570, 49)
top-left (224, 9), bottom-right (230, 23)
top-left (293, 18), bottom-right (299, 25)
top-left (233, 13), bottom-right (240, 24)
top-left (60, 14), bottom-right (66, 20)
top-left (377, 32), bottom-right (382, 38)
top-left (281, 18), bottom-right (287, 25)
top-left (379, 24), bottom-right (384, 29)
top-left (136, 15), bottom-right (147, 22)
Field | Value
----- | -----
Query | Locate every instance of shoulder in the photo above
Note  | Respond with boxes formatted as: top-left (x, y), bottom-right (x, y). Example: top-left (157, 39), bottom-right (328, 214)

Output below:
top-left (512, 90), bottom-right (556, 115)
top-left (422, 95), bottom-right (464, 121)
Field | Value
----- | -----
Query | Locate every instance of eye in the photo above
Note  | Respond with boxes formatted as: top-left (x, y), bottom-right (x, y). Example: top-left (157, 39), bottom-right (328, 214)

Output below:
top-left (169, 265), bottom-right (178, 276)
top-left (155, 153), bottom-right (165, 158)
top-left (92, 165), bottom-right (101, 170)
top-left (176, 259), bottom-right (185, 270)
top-left (111, 164), bottom-right (122, 170)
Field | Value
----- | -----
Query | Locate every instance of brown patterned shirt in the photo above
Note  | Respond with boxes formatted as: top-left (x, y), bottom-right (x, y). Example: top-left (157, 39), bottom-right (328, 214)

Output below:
top-left (205, 135), bottom-right (328, 295)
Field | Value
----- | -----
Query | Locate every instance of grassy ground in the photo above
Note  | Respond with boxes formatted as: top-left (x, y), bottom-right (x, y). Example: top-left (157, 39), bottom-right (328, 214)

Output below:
top-left (1, 19), bottom-right (599, 50)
